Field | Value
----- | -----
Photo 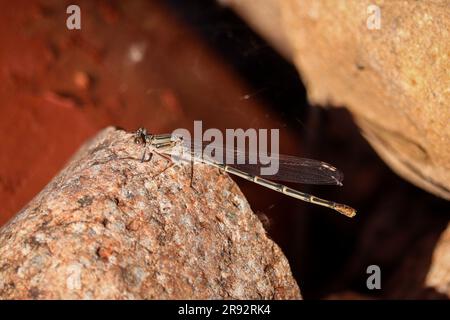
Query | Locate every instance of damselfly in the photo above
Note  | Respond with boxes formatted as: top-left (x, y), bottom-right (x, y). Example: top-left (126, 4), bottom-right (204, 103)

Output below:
top-left (134, 128), bottom-right (356, 218)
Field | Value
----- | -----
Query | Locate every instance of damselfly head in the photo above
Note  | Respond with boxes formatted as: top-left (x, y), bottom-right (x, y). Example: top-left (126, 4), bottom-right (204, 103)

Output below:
top-left (134, 127), bottom-right (154, 145)
top-left (134, 127), bottom-right (146, 144)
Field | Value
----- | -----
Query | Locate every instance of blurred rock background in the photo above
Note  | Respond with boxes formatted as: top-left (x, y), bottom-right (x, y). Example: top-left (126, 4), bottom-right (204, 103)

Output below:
top-left (0, 0), bottom-right (448, 299)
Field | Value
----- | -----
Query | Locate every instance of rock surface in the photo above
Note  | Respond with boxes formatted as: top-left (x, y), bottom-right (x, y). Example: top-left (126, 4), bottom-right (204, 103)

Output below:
top-left (222, 0), bottom-right (450, 200)
top-left (426, 222), bottom-right (450, 298)
top-left (383, 221), bottom-right (450, 299)
top-left (0, 127), bottom-right (300, 299)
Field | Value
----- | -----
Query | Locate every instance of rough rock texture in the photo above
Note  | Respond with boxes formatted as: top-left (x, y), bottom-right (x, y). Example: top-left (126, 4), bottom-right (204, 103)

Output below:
top-left (0, 127), bottom-right (300, 299)
top-left (426, 222), bottom-right (450, 298)
top-left (383, 233), bottom-right (446, 299)
top-left (222, 0), bottom-right (450, 200)
top-left (382, 221), bottom-right (450, 299)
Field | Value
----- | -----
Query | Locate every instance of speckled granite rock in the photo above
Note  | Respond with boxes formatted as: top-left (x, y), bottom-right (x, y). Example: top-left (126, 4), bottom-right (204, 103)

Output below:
top-left (222, 0), bottom-right (450, 200)
top-left (0, 127), bottom-right (300, 299)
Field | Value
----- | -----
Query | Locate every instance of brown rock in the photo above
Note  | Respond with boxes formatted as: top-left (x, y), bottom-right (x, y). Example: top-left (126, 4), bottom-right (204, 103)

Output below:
top-left (0, 127), bottom-right (300, 299)
top-left (383, 220), bottom-right (450, 299)
top-left (426, 222), bottom-right (450, 298)
top-left (223, 0), bottom-right (450, 200)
